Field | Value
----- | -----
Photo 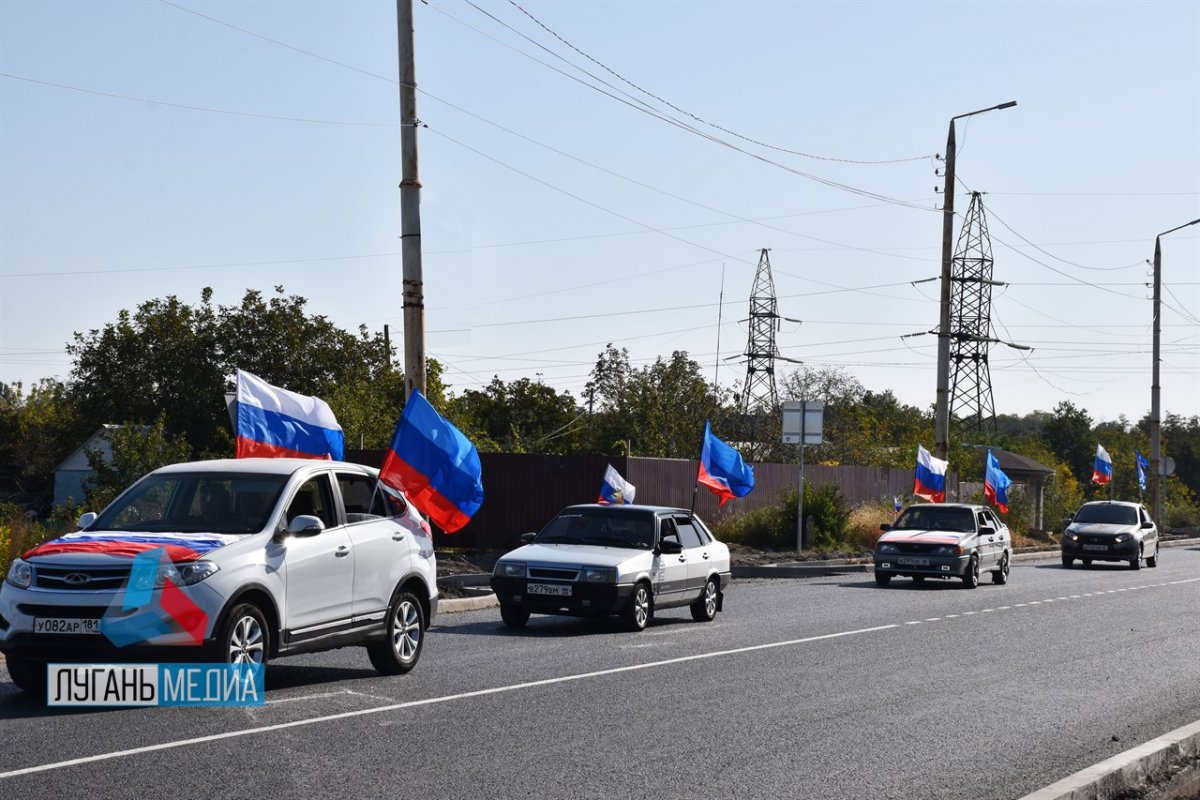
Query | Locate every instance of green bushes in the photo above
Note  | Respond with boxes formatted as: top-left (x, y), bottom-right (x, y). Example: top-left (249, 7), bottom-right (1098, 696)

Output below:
top-left (0, 502), bottom-right (60, 577)
top-left (714, 482), bottom-right (852, 552)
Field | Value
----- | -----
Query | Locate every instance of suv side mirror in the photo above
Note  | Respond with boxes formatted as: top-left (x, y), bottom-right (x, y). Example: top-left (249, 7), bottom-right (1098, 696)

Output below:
top-left (879, 523), bottom-right (892, 532)
top-left (285, 515), bottom-right (325, 538)
top-left (1141, 520), bottom-right (1154, 529)
top-left (520, 532), bottom-right (536, 544)
top-left (658, 539), bottom-right (683, 555)
top-left (77, 511), bottom-right (98, 530)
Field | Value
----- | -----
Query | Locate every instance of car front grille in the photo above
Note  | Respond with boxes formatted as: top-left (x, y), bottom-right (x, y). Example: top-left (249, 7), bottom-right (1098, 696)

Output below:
top-left (893, 542), bottom-right (940, 554)
top-left (34, 565), bottom-right (131, 591)
top-left (528, 567), bottom-right (579, 581)
top-left (17, 604), bottom-right (112, 618)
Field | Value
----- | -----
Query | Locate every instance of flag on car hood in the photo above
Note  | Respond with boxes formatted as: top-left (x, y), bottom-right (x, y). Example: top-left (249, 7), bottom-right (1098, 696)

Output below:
top-left (597, 464), bottom-right (636, 504)
top-left (1092, 444), bottom-right (1113, 485)
top-left (235, 369), bottom-right (344, 460)
top-left (984, 449), bottom-right (1011, 514)
top-left (913, 445), bottom-right (948, 503)
top-left (23, 531), bottom-right (239, 562)
top-left (697, 422), bottom-right (755, 507)
top-left (379, 391), bottom-right (483, 534)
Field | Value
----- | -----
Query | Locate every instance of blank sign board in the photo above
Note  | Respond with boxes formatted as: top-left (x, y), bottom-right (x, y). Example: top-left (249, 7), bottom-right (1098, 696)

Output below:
top-left (782, 401), bottom-right (823, 445)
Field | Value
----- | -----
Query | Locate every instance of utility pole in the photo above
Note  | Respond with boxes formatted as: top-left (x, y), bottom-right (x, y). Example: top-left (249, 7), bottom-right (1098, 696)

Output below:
top-left (397, 0), bottom-right (425, 399)
top-left (935, 101), bottom-right (1016, 460)
top-left (1149, 218), bottom-right (1200, 523)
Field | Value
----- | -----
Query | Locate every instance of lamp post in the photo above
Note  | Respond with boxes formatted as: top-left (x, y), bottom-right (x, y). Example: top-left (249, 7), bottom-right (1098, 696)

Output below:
top-left (1149, 218), bottom-right (1200, 524)
top-left (934, 101), bottom-right (1017, 460)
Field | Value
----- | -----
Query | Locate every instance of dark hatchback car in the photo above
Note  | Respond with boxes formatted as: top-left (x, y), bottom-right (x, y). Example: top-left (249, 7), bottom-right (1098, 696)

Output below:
top-left (1061, 500), bottom-right (1158, 569)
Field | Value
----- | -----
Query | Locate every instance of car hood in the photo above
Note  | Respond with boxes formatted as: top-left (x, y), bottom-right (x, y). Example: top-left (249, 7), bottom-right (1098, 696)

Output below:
top-left (21, 530), bottom-right (242, 563)
top-left (1068, 522), bottom-right (1137, 536)
top-left (499, 543), bottom-right (650, 568)
top-left (878, 529), bottom-right (972, 546)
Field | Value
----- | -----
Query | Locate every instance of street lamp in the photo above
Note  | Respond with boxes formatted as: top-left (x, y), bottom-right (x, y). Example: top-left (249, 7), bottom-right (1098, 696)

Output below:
top-left (934, 101), bottom-right (1017, 460)
top-left (1149, 217), bottom-right (1200, 524)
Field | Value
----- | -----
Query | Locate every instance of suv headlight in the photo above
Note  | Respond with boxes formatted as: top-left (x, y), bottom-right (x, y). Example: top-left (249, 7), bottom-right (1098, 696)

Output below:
top-left (877, 543), bottom-right (897, 554)
top-left (5, 559), bottom-right (33, 589)
top-left (580, 566), bottom-right (616, 583)
top-left (932, 545), bottom-right (963, 556)
top-left (1114, 533), bottom-right (1129, 543)
top-left (165, 561), bottom-right (220, 586)
top-left (496, 561), bottom-right (526, 578)
top-left (1065, 530), bottom-right (1080, 541)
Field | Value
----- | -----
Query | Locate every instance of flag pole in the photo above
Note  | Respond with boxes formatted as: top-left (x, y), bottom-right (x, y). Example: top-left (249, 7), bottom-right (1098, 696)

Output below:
top-left (690, 422), bottom-right (708, 516)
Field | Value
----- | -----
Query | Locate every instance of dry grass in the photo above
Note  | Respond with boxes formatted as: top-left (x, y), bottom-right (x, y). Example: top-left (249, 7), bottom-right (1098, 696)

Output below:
top-left (847, 503), bottom-right (895, 552)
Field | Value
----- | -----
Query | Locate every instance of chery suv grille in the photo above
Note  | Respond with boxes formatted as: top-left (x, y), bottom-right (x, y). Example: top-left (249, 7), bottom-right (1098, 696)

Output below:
top-left (34, 565), bottom-right (130, 591)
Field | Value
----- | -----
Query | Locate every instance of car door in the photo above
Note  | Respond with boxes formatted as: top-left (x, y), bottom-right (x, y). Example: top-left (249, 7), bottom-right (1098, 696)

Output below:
top-left (975, 509), bottom-right (997, 568)
top-left (282, 473), bottom-right (354, 635)
top-left (336, 470), bottom-right (412, 620)
top-left (1139, 505), bottom-right (1158, 551)
top-left (653, 517), bottom-right (689, 605)
top-left (675, 515), bottom-right (711, 596)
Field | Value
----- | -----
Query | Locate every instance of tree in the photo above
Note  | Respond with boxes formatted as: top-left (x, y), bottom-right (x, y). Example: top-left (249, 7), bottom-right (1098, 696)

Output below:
top-left (0, 379), bottom-right (89, 497)
top-left (450, 377), bottom-right (581, 454)
top-left (1042, 401), bottom-right (1095, 482)
top-left (84, 415), bottom-right (192, 511)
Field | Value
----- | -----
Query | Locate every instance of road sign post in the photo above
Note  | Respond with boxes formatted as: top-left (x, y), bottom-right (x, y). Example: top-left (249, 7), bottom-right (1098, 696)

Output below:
top-left (783, 401), bottom-right (824, 552)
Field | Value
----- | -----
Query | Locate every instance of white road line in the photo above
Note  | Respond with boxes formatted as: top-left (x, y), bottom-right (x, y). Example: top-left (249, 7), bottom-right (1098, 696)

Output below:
top-left (945, 614), bottom-right (959, 618)
top-left (0, 623), bottom-right (899, 779)
top-left (905, 621), bottom-right (922, 625)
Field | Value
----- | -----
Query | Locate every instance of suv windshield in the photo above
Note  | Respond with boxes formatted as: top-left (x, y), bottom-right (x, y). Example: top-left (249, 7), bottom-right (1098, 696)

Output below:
top-left (535, 510), bottom-right (654, 549)
top-left (1073, 504), bottom-right (1138, 525)
top-left (892, 506), bottom-right (976, 533)
top-left (89, 472), bottom-right (289, 535)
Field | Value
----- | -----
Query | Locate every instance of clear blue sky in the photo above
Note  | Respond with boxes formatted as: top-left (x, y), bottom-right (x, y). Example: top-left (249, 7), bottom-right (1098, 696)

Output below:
top-left (2, 0), bottom-right (1197, 426)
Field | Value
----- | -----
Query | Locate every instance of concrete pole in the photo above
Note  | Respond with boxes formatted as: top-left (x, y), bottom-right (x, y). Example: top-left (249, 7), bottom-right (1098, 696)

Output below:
top-left (397, 0), bottom-right (425, 399)
top-left (934, 121), bottom-right (957, 461)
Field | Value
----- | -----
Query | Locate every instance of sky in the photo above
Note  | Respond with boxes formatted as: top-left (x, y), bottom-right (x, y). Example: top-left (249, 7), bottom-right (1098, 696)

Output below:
top-left (1, 0), bottom-right (1198, 427)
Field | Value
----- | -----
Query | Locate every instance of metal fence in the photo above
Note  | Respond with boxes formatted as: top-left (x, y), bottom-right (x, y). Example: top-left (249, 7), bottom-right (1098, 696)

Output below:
top-left (346, 450), bottom-right (956, 551)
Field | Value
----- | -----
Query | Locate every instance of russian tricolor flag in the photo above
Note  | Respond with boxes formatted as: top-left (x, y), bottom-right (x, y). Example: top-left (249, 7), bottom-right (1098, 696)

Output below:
top-left (597, 464), bottom-right (636, 505)
top-left (697, 422), bottom-right (755, 507)
top-left (1092, 444), bottom-right (1113, 485)
top-left (235, 370), bottom-right (344, 461)
top-left (379, 390), bottom-right (483, 534)
top-left (913, 445), bottom-right (948, 503)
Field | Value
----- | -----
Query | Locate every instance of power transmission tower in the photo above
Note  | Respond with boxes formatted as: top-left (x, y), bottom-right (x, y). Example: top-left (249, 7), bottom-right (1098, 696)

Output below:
top-left (949, 192), bottom-right (998, 433)
top-left (738, 248), bottom-right (801, 417)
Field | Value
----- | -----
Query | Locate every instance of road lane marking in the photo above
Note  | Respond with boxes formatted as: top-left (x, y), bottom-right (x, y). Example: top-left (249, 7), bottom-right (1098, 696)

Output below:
top-left (0, 622), bottom-right (899, 779)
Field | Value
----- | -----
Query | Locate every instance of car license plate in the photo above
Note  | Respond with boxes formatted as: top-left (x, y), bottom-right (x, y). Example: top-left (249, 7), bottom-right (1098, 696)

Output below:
top-left (897, 557), bottom-right (930, 566)
top-left (1081, 544), bottom-right (1108, 551)
top-left (34, 618), bottom-right (101, 635)
top-left (526, 583), bottom-right (571, 597)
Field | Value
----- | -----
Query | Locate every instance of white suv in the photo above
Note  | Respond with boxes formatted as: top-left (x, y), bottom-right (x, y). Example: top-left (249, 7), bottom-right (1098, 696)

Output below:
top-left (1, 458), bottom-right (438, 693)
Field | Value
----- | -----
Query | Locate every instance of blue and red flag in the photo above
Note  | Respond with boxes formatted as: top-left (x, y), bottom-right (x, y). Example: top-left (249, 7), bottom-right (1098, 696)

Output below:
top-left (1136, 450), bottom-right (1149, 493)
top-left (984, 449), bottom-right (1012, 514)
top-left (697, 422), bottom-right (755, 507)
top-left (1092, 444), bottom-right (1113, 485)
top-left (913, 445), bottom-right (948, 503)
top-left (597, 464), bottom-right (636, 505)
top-left (378, 390), bottom-right (483, 534)
top-left (235, 369), bottom-right (344, 460)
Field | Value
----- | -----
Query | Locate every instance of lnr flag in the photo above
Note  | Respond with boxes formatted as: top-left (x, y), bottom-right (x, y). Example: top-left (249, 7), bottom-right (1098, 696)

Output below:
top-left (913, 445), bottom-right (948, 503)
top-left (379, 391), bottom-right (483, 534)
top-left (1092, 444), bottom-right (1113, 485)
top-left (597, 465), bottom-right (636, 505)
top-left (235, 369), bottom-right (344, 460)
top-left (984, 450), bottom-right (1011, 514)
top-left (697, 422), bottom-right (755, 507)
top-left (1136, 450), bottom-right (1149, 493)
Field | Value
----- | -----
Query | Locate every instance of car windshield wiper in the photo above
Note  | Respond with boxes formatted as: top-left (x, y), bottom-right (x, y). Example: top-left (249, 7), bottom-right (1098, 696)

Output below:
top-left (583, 536), bottom-right (639, 548)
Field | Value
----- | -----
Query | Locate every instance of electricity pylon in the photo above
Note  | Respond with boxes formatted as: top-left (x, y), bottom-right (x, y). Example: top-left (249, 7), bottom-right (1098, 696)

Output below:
top-left (949, 192), bottom-right (998, 433)
top-left (739, 249), bottom-right (784, 415)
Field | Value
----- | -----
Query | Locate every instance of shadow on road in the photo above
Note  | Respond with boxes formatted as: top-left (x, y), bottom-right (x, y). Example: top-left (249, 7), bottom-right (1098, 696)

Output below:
top-left (434, 612), bottom-right (698, 638)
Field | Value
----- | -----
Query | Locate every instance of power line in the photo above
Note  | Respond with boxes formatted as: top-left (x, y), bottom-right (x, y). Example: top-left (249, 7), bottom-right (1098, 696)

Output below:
top-left (504, 0), bottom-right (930, 165)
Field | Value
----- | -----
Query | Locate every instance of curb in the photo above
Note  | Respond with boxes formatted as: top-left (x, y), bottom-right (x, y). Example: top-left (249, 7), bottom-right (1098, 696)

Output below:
top-left (438, 592), bottom-right (499, 614)
top-left (1017, 719), bottom-right (1200, 800)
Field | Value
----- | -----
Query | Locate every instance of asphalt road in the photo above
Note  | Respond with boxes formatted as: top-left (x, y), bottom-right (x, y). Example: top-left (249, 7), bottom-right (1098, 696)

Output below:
top-left (3, 546), bottom-right (1199, 799)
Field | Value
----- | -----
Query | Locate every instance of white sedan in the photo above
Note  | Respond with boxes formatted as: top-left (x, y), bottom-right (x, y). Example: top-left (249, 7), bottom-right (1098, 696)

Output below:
top-left (490, 504), bottom-right (731, 631)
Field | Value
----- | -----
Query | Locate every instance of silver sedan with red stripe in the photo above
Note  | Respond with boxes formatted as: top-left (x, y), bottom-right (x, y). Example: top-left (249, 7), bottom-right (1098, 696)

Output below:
top-left (873, 503), bottom-right (1011, 589)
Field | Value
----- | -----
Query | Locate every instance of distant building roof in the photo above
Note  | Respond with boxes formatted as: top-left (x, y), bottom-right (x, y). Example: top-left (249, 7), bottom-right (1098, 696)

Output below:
top-left (989, 448), bottom-right (1055, 478)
